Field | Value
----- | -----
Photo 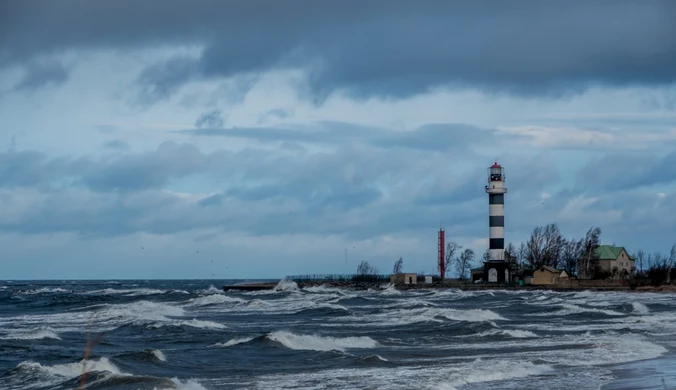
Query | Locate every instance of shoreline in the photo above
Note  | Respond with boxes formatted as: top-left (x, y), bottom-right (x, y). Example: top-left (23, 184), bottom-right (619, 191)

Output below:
top-left (602, 352), bottom-right (676, 390)
top-left (224, 280), bottom-right (676, 293)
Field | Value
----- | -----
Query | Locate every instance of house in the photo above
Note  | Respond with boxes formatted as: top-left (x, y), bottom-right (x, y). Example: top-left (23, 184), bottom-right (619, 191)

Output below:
top-left (594, 245), bottom-right (635, 277)
top-left (533, 266), bottom-right (564, 285)
top-left (390, 273), bottom-right (417, 285)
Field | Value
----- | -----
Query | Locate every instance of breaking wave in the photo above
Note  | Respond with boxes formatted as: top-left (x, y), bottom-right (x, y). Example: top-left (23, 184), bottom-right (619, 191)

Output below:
top-left (0, 327), bottom-right (61, 340)
top-left (266, 331), bottom-right (378, 352)
top-left (437, 360), bottom-right (554, 390)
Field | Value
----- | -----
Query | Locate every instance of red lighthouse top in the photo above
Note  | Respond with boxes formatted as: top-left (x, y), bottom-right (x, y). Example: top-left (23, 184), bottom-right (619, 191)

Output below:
top-left (491, 162), bottom-right (501, 168)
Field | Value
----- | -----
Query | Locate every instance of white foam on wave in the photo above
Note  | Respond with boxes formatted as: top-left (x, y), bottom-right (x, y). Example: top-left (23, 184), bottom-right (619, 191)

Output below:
top-left (471, 329), bottom-right (538, 339)
top-left (435, 360), bottom-right (554, 390)
top-left (220, 293), bottom-right (349, 316)
top-left (213, 336), bottom-right (257, 347)
top-left (83, 288), bottom-right (166, 296)
top-left (198, 285), bottom-right (223, 295)
top-left (151, 349), bottom-right (167, 362)
top-left (17, 287), bottom-right (69, 294)
top-left (0, 327), bottom-right (61, 340)
top-left (521, 333), bottom-right (668, 367)
top-left (339, 307), bottom-right (506, 326)
top-left (103, 300), bottom-right (185, 322)
top-left (378, 284), bottom-right (401, 295)
top-left (165, 378), bottom-right (209, 390)
top-left (251, 358), bottom-right (552, 390)
top-left (185, 294), bottom-right (246, 306)
top-left (532, 303), bottom-right (625, 317)
top-left (148, 318), bottom-right (226, 330)
top-left (267, 331), bottom-right (378, 352)
top-left (17, 357), bottom-right (123, 379)
top-left (8, 357), bottom-right (206, 390)
top-left (303, 285), bottom-right (338, 293)
top-left (273, 279), bottom-right (298, 292)
top-left (632, 302), bottom-right (650, 314)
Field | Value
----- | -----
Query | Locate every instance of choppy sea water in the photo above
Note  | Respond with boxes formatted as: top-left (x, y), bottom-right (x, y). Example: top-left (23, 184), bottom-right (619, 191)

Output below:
top-left (1, 280), bottom-right (675, 390)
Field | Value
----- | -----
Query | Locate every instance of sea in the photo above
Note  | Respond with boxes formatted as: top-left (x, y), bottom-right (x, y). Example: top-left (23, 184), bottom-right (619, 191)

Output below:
top-left (1, 280), bottom-right (675, 390)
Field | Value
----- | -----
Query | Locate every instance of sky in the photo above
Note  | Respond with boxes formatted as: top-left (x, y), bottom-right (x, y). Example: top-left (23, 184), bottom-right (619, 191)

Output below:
top-left (1, 0), bottom-right (675, 279)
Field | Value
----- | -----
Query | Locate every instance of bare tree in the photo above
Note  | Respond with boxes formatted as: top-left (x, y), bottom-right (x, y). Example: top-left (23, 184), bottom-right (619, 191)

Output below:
top-left (517, 242), bottom-right (528, 268)
top-left (505, 242), bottom-right (517, 263)
top-left (524, 224), bottom-right (565, 268)
top-left (561, 238), bottom-right (583, 276)
top-left (482, 249), bottom-right (491, 262)
top-left (445, 242), bottom-right (461, 277)
top-left (357, 261), bottom-right (377, 275)
top-left (652, 252), bottom-right (666, 268)
top-left (392, 257), bottom-right (404, 274)
top-left (579, 226), bottom-right (601, 279)
top-left (668, 245), bottom-right (676, 284)
top-left (456, 249), bottom-right (476, 281)
top-left (634, 250), bottom-right (647, 273)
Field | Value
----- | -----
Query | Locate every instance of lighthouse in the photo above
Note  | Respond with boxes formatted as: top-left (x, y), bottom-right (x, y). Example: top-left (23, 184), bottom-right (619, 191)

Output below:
top-left (484, 162), bottom-right (510, 283)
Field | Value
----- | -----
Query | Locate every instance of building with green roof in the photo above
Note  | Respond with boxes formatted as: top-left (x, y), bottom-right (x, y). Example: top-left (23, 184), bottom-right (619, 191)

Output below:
top-left (593, 245), bottom-right (635, 277)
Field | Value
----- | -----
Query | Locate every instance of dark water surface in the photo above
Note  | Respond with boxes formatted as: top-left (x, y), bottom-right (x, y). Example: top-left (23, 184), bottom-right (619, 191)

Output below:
top-left (1, 280), bottom-right (674, 389)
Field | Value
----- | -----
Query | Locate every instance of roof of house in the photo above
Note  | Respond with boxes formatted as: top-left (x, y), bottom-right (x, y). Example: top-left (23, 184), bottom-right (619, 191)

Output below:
top-left (595, 245), bottom-right (631, 260)
top-left (471, 267), bottom-right (484, 272)
top-left (539, 266), bottom-right (562, 273)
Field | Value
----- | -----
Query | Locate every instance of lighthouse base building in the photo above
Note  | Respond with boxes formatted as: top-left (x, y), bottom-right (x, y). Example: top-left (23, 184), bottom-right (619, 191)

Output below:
top-left (483, 260), bottom-right (511, 283)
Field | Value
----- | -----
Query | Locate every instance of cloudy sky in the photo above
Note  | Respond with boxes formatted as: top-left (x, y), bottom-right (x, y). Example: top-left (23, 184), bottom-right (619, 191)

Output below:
top-left (1, 0), bottom-right (675, 279)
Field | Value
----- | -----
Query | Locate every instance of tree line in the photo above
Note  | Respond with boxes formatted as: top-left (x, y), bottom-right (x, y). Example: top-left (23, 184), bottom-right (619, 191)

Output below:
top-left (503, 223), bottom-right (676, 282)
top-left (358, 222), bottom-right (676, 284)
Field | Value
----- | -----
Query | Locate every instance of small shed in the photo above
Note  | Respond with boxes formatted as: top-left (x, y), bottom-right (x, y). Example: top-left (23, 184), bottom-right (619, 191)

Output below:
top-left (390, 273), bottom-right (418, 285)
top-left (533, 266), bottom-right (563, 285)
top-left (471, 267), bottom-right (484, 282)
top-left (424, 276), bottom-right (433, 284)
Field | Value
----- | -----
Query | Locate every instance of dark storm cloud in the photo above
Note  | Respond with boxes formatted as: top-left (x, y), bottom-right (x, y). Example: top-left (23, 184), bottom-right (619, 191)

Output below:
top-left (3, 0), bottom-right (675, 99)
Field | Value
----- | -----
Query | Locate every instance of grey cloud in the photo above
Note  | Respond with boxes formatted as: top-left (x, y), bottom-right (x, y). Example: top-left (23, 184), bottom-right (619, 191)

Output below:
top-left (0, 150), bottom-right (74, 188)
top-left (1, 139), bottom-right (676, 246)
top-left (81, 142), bottom-right (211, 192)
top-left (177, 121), bottom-right (493, 153)
top-left (13, 60), bottom-right (68, 91)
top-left (575, 151), bottom-right (676, 192)
top-left (373, 123), bottom-right (496, 152)
top-left (96, 125), bottom-right (118, 133)
top-left (176, 121), bottom-right (383, 145)
top-left (3, 0), bottom-right (675, 99)
top-left (195, 109), bottom-right (225, 128)
top-left (135, 57), bottom-right (197, 106)
top-left (103, 140), bottom-right (130, 150)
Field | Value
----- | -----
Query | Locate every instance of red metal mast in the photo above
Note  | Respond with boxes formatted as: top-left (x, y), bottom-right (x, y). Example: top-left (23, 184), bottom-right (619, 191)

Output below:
top-left (438, 228), bottom-right (445, 280)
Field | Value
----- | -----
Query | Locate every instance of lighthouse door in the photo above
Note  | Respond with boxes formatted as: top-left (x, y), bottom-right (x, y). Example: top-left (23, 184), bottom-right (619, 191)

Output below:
top-left (488, 268), bottom-right (497, 283)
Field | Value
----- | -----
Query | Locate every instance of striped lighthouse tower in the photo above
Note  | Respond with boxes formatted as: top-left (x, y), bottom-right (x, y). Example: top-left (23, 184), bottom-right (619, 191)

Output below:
top-left (485, 162), bottom-right (507, 262)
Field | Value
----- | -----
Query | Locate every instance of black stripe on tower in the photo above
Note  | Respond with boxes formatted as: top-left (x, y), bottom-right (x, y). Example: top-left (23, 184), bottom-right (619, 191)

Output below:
top-left (489, 194), bottom-right (504, 205)
top-left (489, 216), bottom-right (504, 227)
top-left (489, 238), bottom-right (505, 250)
